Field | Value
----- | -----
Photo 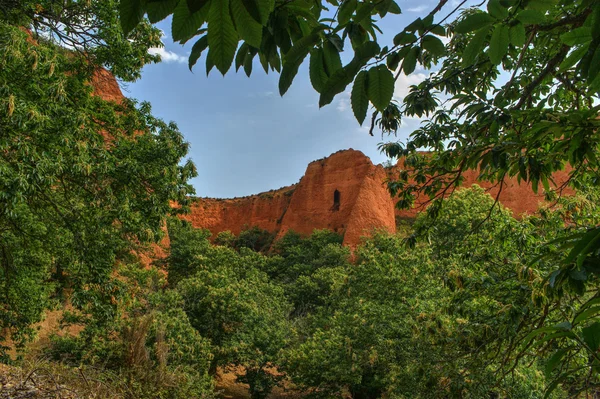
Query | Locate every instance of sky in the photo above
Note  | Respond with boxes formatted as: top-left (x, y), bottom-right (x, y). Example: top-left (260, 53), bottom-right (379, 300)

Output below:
top-left (126, 0), bottom-right (475, 198)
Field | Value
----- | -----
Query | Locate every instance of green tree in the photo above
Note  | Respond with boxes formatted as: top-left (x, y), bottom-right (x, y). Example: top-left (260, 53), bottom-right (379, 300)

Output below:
top-left (0, 21), bottom-right (196, 355)
top-left (283, 189), bottom-right (569, 398)
top-left (167, 222), bottom-right (292, 398)
top-left (3, 0), bottom-right (164, 81)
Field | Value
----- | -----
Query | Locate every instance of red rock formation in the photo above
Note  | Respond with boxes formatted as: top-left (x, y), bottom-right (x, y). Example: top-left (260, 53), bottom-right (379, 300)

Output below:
top-left (182, 185), bottom-right (296, 236)
top-left (388, 160), bottom-right (573, 219)
top-left (91, 68), bottom-right (124, 103)
top-left (187, 150), bottom-right (396, 247)
top-left (189, 149), bottom-right (574, 248)
top-left (276, 150), bottom-right (395, 246)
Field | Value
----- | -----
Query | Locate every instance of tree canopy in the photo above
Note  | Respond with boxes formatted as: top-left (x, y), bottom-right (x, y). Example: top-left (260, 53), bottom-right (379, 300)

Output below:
top-left (0, 6), bottom-right (196, 355)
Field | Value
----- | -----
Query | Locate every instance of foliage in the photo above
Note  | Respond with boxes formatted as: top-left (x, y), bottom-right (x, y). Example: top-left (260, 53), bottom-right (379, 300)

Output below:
top-left (48, 264), bottom-right (215, 399)
top-left (165, 218), bottom-right (212, 287)
top-left (283, 188), bottom-right (569, 398)
top-left (234, 225), bottom-right (276, 252)
top-left (0, 22), bottom-right (195, 355)
top-left (167, 220), bottom-right (292, 398)
top-left (3, 0), bottom-right (164, 81)
top-left (269, 229), bottom-right (349, 315)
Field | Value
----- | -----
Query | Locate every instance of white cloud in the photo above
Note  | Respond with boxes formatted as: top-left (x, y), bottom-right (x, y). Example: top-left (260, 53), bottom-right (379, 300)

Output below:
top-left (407, 5), bottom-right (428, 12)
top-left (148, 47), bottom-right (187, 64)
top-left (394, 71), bottom-right (428, 100)
top-left (247, 91), bottom-right (275, 98)
top-left (336, 91), bottom-right (351, 113)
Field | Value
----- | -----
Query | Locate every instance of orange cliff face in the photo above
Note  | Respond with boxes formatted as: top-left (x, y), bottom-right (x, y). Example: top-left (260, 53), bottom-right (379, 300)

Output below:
top-left (184, 150), bottom-right (396, 248)
top-left (388, 159), bottom-right (573, 219)
top-left (189, 149), bottom-right (575, 248)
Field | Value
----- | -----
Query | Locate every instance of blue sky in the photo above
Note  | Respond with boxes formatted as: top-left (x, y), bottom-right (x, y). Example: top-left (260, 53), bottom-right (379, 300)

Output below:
top-left (126, 0), bottom-right (473, 198)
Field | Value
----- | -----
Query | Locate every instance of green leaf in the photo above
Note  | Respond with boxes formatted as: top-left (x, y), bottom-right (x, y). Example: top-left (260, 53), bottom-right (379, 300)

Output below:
top-left (319, 67), bottom-right (351, 107)
top-left (393, 32), bottom-right (417, 46)
top-left (279, 53), bottom-right (306, 95)
top-left (591, 5), bottom-right (600, 39)
top-left (354, 2), bottom-right (376, 25)
top-left (338, 0), bottom-right (357, 25)
top-left (189, 35), bottom-right (208, 70)
top-left (421, 35), bottom-right (445, 56)
top-left (235, 42), bottom-right (249, 71)
top-left (284, 29), bottom-right (322, 65)
top-left (146, 0), bottom-right (179, 23)
top-left (367, 65), bottom-right (394, 112)
top-left (376, 0), bottom-right (391, 18)
top-left (387, 1), bottom-right (401, 14)
top-left (328, 34), bottom-right (344, 52)
top-left (244, 49), bottom-right (256, 76)
top-left (187, 0), bottom-right (210, 13)
top-left (489, 24), bottom-right (509, 65)
top-left (231, 0), bottom-right (262, 48)
top-left (386, 51), bottom-right (401, 71)
top-left (351, 70), bottom-right (369, 124)
top-left (516, 9), bottom-right (546, 25)
top-left (462, 27), bottom-right (489, 67)
top-left (487, 0), bottom-right (508, 19)
top-left (574, 306), bottom-right (600, 325)
top-left (207, 0), bottom-right (238, 75)
top-left (561, 27), bottom-right (592, 46)
top-left (402, 46), bottom-right (418, 75)
top-left (545, 349), bottom-right (568, 378)
top-left (120, 0), bottom-right (145, 36)
top-left (319, 41), bottom-right (379, 107)
top-left (405, 17), bottom-right (424, 33)
top-left (509, 23), bottom-right (526, 47)
top-left (255, 0), bottom-right (275, 25)
top-left (582, 322), bottom-right (600, 352)
top-left (559, 44), bottom-right (589, 72)
top-left (526, 0), bottom-right (557, 12)
top-left (587, 44), bottom-right (600, 82)
top-left (323, 40), bottom-right (342, 75)
top-left (309, 48), bottom-right (328, 93)
top-left (172, 0), bottom-right (209, 43)
top-left (564, 227), bottom-right (600, 266)
top-left (454, 13), bottom-right (495, 34)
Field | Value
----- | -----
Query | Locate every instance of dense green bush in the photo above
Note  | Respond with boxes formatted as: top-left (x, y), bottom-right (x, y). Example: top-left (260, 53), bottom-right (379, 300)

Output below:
top-left (48, 265), bottom-right (214, 399)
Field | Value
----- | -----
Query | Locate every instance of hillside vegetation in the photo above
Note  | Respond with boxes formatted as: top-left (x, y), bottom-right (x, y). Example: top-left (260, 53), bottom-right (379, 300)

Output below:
top-left (2, 0), bottom-right (600, 398)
